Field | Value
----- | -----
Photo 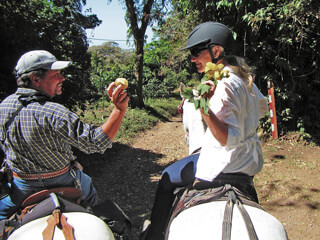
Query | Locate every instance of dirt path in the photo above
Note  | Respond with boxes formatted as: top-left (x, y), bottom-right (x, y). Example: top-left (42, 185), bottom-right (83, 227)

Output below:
top-left (78, 116), bottom-right (320, 239)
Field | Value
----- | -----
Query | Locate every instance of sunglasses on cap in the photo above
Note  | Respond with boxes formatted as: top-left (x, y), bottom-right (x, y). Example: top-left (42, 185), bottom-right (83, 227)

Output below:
top-left (190, 46), bottom-right (208, 58)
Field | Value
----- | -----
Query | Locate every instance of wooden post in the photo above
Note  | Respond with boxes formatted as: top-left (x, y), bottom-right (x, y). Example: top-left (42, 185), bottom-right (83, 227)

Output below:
top-left (267, 80), bottom-right (278, 139)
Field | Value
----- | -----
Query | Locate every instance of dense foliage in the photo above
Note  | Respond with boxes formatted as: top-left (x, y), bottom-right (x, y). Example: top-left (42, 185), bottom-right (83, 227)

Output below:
top-left (144, 0), bottom-right (320, 137)
top-left (0, 0), bottom-right (101, 109)
top-left (0, 0), bottom-right (318, 137)
top-left (78, 97), bottom-right (181, 144)
top-left (245, 0), bottom-right (320, 136)
top-left (108, 0), bottom-right (169, 107)
top-left (88, 42), bottom-right (139, 106)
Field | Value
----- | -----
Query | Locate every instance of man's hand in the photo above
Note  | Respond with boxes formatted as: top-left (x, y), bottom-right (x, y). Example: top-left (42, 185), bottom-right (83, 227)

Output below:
top-left (102, 83), bottom-right (129, 140)
top-left (107, 82), bottom-right (129, 112)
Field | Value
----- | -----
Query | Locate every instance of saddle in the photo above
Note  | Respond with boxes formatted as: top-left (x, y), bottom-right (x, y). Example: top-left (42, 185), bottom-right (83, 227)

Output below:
top-left (0, 188), bottom-right (133, 240)
top-left (21, 187), bottom-right (82, 208)
top-left (0, 187), bottom-right (85, 240)
top-left (165, 184), bottom-right (264, 240)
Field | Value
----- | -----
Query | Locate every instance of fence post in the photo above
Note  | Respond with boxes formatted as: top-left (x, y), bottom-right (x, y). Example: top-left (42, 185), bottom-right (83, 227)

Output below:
top-left (267, 80), bottom-right (278, 139)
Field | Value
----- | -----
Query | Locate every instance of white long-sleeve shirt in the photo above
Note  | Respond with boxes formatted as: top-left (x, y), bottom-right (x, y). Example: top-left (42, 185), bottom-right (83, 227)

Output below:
top-left (195, 67), bottom-right (269, 181)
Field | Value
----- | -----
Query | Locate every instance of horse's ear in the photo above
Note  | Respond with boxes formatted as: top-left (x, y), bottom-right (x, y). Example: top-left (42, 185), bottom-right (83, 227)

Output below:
top-left (179, 82), bottom-right (186, 98)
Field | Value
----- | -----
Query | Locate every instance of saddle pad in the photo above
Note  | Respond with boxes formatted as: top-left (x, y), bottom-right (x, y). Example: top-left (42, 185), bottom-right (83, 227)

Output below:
top-left (172, 185), bottom-right (263, 218)
top-left (21, 195), bottom-right (87, 226)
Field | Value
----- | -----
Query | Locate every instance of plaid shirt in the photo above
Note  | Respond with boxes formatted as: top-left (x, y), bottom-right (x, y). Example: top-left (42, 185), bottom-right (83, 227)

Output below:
top-left (0, 88), bottom-right (112, 173)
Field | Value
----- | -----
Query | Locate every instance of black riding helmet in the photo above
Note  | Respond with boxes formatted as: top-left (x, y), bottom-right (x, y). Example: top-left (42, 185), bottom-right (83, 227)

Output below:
top-left (182, 22), bottom-right (235, 63)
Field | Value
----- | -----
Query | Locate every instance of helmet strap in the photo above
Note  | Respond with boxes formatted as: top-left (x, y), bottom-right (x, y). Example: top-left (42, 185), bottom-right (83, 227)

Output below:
top-left (207, 45), bottom-right (225, 63)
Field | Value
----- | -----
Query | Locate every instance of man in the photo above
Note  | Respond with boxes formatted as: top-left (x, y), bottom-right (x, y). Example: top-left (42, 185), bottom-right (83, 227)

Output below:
top-left (0, 50), bottom-right (129, 220)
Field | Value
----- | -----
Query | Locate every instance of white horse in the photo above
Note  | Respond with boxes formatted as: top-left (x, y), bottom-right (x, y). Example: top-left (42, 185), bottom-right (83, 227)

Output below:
top-left (5, 188), bottom-right (129, 240)
top-left (168, 87), bottom-right (288, 240)
top-left (8, 212), bottom-right (114, 240)
top-left (166, 186), bottom-right (288, 240)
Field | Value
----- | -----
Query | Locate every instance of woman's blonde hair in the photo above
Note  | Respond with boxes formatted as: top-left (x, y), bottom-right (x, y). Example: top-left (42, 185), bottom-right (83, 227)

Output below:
top-left (218, 46), bottom-right (254, 94)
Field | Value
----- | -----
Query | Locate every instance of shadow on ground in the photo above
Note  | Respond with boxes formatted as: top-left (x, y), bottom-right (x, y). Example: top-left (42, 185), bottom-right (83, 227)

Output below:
top-left (74, 142), bottom-right (170, 238)
top-left (258, 179), bottom-right (320, 211)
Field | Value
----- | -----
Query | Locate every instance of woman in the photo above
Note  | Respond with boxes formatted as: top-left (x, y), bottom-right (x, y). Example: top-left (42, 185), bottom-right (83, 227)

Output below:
top-left (141, 22), bottom-right (269, 240)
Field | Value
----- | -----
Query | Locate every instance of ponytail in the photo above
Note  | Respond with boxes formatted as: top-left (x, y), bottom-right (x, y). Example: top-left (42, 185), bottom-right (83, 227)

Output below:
top-left (222, 55), bottom-right (254, 95)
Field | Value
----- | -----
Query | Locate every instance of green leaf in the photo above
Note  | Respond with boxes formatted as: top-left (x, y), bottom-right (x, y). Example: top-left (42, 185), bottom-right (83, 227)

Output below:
top-left (200, 75), bottom-right (207, 83)
top-left (199, 84), bottom-right (210, 95)
top-left (197, 83), bottom-right (210, 96)
top-left (181, 88), bottom-right (194, 100)
top-left (203, 106), bottom-right (209, 115)
top-left (194, 99), bottom-right (200, 109)
top-left (200, 97), bottom-right (206, 108)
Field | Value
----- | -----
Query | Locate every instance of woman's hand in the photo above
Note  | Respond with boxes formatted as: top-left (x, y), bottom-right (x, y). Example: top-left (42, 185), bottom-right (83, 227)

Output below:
top-left (203, 80), bottom-right (217, 99)
top-left (107, 82), bottom-right (129, 112)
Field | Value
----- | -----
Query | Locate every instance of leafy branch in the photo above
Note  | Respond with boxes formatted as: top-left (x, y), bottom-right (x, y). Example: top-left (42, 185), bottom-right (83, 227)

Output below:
top-left (181, 62), bottom-right (230, 115)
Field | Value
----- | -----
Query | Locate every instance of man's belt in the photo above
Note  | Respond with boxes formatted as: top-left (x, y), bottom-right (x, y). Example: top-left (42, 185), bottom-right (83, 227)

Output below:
top-left (13, 166), bottom-right (70, 180)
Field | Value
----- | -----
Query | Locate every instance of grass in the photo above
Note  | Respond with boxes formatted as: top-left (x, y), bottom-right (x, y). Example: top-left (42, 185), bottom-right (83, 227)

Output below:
top-left (78, 97), bottom-right (182, 144)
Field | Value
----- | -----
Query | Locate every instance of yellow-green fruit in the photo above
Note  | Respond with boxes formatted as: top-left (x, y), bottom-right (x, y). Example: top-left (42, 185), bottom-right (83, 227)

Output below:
top-left (220, 69), bottom-right (230, 78)
top-left (115, 78), bottom-right (128, 89)
top-left (214, 71), bottom-right (221, 80)
top-left (217, 63), bottom-right (224, 71)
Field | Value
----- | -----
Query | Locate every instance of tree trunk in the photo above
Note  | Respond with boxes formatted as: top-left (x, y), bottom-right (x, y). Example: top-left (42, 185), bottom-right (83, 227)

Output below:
top-left (135, 37), bottom-right (145, 108)
top-left (124, 0), bottom-right (154, 109)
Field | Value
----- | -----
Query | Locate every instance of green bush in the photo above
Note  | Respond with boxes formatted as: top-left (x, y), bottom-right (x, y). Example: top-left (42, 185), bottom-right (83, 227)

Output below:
top-left (78, 97), bottom-right (181, 144)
